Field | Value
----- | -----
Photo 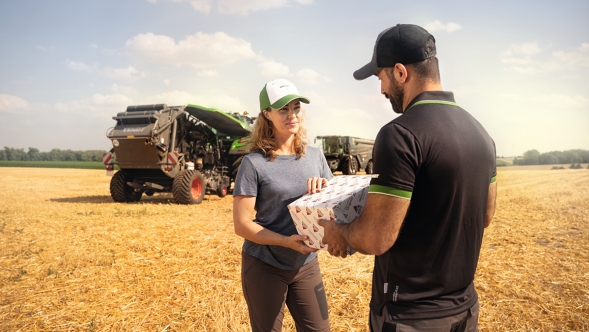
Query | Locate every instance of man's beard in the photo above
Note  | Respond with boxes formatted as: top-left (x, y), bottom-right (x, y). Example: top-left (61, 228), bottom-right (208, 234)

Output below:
top-left (384, 78), bottom-right (404, 114)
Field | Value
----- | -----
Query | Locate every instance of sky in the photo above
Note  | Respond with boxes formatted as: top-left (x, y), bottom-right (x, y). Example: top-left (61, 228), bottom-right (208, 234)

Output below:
top-left (0, 0), bottom-right (587, 157)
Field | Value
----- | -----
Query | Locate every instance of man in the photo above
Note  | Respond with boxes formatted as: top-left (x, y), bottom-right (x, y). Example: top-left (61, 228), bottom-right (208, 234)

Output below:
top-left (318, 24), bottom-right (497, 331)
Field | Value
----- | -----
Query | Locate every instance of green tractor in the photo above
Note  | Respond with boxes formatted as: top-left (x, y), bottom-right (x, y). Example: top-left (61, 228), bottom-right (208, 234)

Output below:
top-left (103, 104), bottom-right (254, 204)
top-left (315, 135), bottom-right (375, 175)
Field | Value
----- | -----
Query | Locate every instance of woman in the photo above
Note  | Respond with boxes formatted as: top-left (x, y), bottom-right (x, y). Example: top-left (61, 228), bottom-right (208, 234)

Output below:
top-left (233, 78), bottom-right (332, 332)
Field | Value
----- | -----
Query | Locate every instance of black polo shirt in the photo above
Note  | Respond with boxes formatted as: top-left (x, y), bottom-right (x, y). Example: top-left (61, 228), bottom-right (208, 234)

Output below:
top-left (368, 91), bottom-right (496, 319)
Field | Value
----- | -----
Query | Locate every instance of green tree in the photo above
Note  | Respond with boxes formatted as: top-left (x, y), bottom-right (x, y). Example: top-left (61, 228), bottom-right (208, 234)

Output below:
top-left (27, 147), bottom-right (41, 161)
top-left (522, 149), bottom-right (540, 165)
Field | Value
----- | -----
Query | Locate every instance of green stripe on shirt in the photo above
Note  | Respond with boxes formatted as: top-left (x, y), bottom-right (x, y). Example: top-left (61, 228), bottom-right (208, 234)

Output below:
top-left (406, 100), bottom-right (459, 112)
top-left (369, 184), bottom-right (412, 199)
top-left (491, 176), bottom-right (497, 184)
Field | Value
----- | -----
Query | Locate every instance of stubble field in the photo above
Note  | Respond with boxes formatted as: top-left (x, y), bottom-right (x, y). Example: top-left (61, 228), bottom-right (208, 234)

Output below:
top-left (0, 167), bottom-right (588, 331)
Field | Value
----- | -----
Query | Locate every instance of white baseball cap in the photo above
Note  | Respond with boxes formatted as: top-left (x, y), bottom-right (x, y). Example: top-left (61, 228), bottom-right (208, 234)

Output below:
top-left (259, 79), bottom-right (310, 111)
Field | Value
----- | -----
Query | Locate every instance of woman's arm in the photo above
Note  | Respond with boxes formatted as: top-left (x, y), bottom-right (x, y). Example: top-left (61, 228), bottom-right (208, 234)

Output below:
top-left (233, 195), bottom-right (317, 254)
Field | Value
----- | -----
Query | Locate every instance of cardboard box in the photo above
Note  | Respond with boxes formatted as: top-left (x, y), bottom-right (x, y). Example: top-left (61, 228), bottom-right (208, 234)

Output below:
top-left (287, 175), bottom-right (374, 253)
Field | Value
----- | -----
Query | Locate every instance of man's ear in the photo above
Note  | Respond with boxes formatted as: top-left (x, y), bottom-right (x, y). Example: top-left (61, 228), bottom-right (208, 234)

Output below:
top-left (394, 63), bottom-right (408, 83)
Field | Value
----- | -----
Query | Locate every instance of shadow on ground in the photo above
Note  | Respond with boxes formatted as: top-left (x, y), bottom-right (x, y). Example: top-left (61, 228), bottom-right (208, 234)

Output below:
top-left (49, 194), bottom-right (185, 204)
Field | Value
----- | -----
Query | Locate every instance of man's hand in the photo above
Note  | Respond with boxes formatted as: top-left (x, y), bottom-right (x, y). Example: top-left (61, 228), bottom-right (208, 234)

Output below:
top-left (318, 219), bottom-right (349, 258)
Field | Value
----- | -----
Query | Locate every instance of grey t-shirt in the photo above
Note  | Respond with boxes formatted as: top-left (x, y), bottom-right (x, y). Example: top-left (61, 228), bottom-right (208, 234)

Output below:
top-left (233, 146), bottom-right (333, 270)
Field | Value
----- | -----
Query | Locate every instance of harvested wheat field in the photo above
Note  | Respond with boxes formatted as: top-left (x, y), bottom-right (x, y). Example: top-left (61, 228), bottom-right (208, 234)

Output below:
top-left (0, 167), bottom-right (588, 331)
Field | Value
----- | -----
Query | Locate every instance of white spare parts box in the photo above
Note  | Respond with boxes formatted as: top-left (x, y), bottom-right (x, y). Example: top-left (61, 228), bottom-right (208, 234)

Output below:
top-left (287, 175), bottom-right (375, 252)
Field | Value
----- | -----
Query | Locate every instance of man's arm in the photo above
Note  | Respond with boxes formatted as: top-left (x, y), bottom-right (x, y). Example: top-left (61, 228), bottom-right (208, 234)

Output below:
top-left (485, 182), bottom-right (497, 228)
top-left (319, 193), bottom-right (410, 257)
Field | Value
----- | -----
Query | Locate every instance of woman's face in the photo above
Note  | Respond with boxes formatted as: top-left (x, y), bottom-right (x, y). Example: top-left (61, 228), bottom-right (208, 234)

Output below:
top-left (265, 99), bottom-right (302, 137)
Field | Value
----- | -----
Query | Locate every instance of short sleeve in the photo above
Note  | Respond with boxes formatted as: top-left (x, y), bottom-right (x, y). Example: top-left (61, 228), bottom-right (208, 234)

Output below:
top-left (318, 150), bottom-right (334, 180)
top-left (370, 123), bottom-right (421, 198)
top-left (491, 139), bottom-right (497, 182)
top-left (233, 155), bottom-right (258, 197)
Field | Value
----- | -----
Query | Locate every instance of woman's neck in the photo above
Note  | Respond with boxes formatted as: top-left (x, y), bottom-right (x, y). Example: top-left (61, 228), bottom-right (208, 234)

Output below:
top-left (274, 133), bottom-right (295, 155)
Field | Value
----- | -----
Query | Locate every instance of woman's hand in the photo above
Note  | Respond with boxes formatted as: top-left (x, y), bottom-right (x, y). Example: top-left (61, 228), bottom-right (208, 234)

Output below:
top-left (306, 177), bottom-right (328, 194)
top-left (285, 234), bottom-right (319, 254)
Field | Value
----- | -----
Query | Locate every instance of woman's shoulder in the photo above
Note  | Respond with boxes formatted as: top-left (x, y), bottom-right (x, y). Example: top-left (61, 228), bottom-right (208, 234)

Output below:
top-left (304, 146), bottom-right (324, 159)
top-left (305, 146), bottom-right (321, 155)
top-left (243, 150), bottom-right (264, 160)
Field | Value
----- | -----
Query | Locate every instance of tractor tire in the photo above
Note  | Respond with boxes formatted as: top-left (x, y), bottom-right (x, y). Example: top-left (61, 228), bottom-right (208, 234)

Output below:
top-left (216, 184), bottom-right (228, 198)
top-left (365, 160), bottom-right (374, 174)
top-left (110, 171), bottom-right (142, 202)
top-left (172, 170), bottom-right (205, 204)
top-left (341, 157), bottom-right (357, 175)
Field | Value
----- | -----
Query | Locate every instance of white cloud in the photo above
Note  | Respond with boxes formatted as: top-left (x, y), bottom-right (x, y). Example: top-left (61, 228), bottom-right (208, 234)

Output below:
top-left (503, 93), bottom-right (589, 110)
top-left (54, 94), bottom-right (133, 118)
top-left (502, 42), bottom-right (589, 74)
top-left (219, 0), bottom-right (313, 15)
top-left (191, 0), bottom-right (212, 13)
top-left (196, 69), bottom-right (218, 77)
top-left (146, 0), bottom-right (311, 15)
top-left (111, 84), bottom-right (136, 94)
top-left (323, 76), bottom-right (332, 83)
top-left (534, 94), bottom-right (589, 109)
top-left (65, 60), bottom-right (144, 81)
top-left (509, 41), bottom-right (542, 55)
top-left (36, 45), bottom-right (47, 51)
top-left (163, 79), bottom-right (171, 86)
top-left (143, 90), bottom-right (248, 113)
top-left (218, 0), bottom-right (287, 15)
top-left (424, 20), bottom-right (462, 33)
top-left (0, 94), bottom-right (30, 113)
top-left (125, 32), bottom-right (256, 68)
top-left (89, 43), bottom-right (98, 49)
top-left (66, 59), bottom-right (96, 73)
top-left (259, 60), bottom-right (290, 77)
top-left (103, 66), bottom-right (145, 82)
top-left (297, 69), bottom-right (320, 85)
top-left (552, 43), bottom-right (589, 68)
top-left (304, 90), bottom-right (327, 106)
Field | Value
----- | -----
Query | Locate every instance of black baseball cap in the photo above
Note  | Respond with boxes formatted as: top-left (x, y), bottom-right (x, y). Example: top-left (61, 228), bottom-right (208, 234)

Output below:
top-left (353, 24), bottom-right (436, 80)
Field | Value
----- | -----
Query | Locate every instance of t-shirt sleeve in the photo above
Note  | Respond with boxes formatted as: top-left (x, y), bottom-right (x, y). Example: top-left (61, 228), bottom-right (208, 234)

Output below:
top-left (490, 139), bottom-right (497, 183)
top-left (369, 123), bottom-right (421, 199)
top-left (318, 149), bottom-right (334, 181)
top-left (233, 155), bottom-right (258, 197)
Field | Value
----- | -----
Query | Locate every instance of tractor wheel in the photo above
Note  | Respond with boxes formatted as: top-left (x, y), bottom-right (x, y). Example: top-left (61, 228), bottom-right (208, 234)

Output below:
top-left (172, 170), bottom-right (205, 204)
top-left (145, 190), bottom-right (155, 196)
top-left (341, 157), bottom-right (357, 175)
top-left (365, 160), bottom-right (374, 174)
top-left (216, 184), bottom-right (228, 198)
top-left (110, 171), bottom-right (142, 202)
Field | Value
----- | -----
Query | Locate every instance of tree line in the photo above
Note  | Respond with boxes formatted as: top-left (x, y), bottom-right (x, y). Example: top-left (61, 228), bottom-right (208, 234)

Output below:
top-left (0, 147), bottom-right (106, 162)
top-left (513, 149), bottom-right (589, 166)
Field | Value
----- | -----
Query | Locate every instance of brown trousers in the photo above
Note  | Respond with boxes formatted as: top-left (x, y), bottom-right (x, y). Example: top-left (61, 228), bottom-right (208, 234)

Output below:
top-left (241, 252), bottom-right (330, 332)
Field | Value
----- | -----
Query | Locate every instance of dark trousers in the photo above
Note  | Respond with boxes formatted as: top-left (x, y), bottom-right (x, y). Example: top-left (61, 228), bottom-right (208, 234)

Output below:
top-left (241, 252), bottom-right (330, 332)
top-left (370, 300), bottom-right (479, 332)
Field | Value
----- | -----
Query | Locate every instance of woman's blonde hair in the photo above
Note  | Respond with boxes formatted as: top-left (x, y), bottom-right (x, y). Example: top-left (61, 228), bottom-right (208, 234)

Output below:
top-left (247, 106), bottom-right (308, 161)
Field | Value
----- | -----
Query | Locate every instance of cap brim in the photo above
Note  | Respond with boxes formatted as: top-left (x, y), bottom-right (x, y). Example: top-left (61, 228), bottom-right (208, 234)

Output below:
top-left (270, 94), bottom-right (310, 110)
top-left (353, 60), bottom-right (380, 81)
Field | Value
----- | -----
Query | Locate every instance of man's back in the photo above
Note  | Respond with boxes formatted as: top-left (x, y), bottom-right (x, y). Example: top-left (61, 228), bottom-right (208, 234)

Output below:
top-left (370, 91), bottom-right (496, 320)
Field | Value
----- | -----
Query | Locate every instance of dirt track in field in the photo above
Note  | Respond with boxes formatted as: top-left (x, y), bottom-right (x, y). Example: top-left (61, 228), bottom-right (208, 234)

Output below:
top-left (0, 167), bottom-right (588, 331)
